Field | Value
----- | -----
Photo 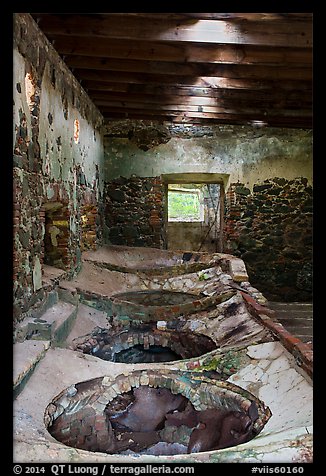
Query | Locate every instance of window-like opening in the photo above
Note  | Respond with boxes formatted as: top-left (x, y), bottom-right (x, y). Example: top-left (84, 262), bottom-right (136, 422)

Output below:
top-left (168, 184), bottom-right (204, 222)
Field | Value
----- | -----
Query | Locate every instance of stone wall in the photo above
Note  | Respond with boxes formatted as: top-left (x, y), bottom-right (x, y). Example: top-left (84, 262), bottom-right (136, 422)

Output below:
top-left (13, 168), bottom-right (44, 302)
top-left (13, 14), bottom-right (105, 322)
top-left (49, 404), bottom-right (112, 453)
top-left (224, 178), bottom-right (313, 301)
top-left (103, 120), bottom-right (312, 301)
top-left (103, 176), bottom-right (165, 248)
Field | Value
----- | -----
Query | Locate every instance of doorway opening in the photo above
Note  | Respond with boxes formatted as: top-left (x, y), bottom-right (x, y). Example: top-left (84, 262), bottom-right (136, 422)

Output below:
top-left (166, 182), bottom-right (223, 253)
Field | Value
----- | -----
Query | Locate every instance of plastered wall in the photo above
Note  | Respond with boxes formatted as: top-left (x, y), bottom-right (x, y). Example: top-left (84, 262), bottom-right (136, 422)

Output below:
top-left (103, 121), bottom-right (312, 189)
top-left (13, 14), bottom-right (105, 322)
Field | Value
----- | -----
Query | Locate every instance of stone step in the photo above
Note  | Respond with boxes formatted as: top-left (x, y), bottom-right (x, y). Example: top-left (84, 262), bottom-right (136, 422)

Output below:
top-left (271, 311), bottom-right (313, 321)
top-left (13, 340), bottom-right (50, 398)
top-left (283, 325), bottom-right (313, 334)
top-left (268, 302), bottom-right (313, 311)
top-left (15, 290), bottom-right (58, 342)
top-left (15, 301), bottom-right (78, 345)
top-left (42, 264), bottom-right (67, 286)
top-left (267, 301), bottom-right (313, 345)
top-left (58, 285), bottom-right (79, 306)
top-left (297, 335), bottom-right (313, 344)
top-left (275, 316), bottom-right (313, 325)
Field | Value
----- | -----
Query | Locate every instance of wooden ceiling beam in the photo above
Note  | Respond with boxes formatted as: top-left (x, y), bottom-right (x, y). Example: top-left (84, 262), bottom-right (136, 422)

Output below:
top-left (30, 13), bottom-right (312, 128)
top-left (49, 35), bottom-right (312, 66)
top-left (88, 91), bottom-right (311, 110)
top-left (64, 55), bottom-right (312, 81)
top-left (94, 13), bottom-right (312, 22)
top-left (103, 115), bottom-right (311, 130)
top-left (80, 81), bottom-right (130, 93)
top-left (83, 81), bottom-right (312, 103)
top-left (73, 69), bottom-right (312, 91)
top-left (100, 107), bottom-right (312, 127)
top-left (83, 81), bottom-right (312, 101)
top-left (95, 100), bottom-right (312, 118)
top-left (35, 14), bottom-right (312, 48)
top-left (178, 13), bottom-right (313, 21)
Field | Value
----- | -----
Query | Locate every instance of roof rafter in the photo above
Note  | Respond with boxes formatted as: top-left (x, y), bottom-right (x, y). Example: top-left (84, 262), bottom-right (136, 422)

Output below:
top-left (30, 13), bottom-right (313, 128)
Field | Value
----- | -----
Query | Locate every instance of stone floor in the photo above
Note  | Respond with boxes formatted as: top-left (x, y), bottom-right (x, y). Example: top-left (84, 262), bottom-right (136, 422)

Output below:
top-left (13, 336), bottom-right (313, 463)
top-left (13, 245), bottom-right (313, 463)
top-left (268, 302), bottom-right (313, 345)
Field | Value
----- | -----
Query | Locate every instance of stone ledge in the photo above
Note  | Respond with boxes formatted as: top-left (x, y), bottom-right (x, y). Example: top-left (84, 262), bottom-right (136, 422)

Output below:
top-left (14, 290), bottom-right (59, 342)
top-left (228, 258), bottom-right (249, 282)
top-left (58, 286), bottom-right (79, 305)
top-left (13, 340), bottom-right (50, 397)
top-left (15, 301), bottom-right (78, 345)
top-left (42, 265), bottom-right (68, 287)
top-left (239, 292), bottom-right (312, 379)
top-left (254, 314), bottom-right (312, 379)
top-left (240, 292), bottom-right (276, 318)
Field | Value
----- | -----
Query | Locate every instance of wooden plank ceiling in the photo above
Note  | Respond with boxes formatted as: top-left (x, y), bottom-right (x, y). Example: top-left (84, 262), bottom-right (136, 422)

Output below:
top-left (31, 12), bottom-right (313, 128)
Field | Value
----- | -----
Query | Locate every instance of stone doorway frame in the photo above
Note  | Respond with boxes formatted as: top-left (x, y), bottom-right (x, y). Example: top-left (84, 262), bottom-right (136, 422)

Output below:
top-left (161, 173), bottom-right (228, 253)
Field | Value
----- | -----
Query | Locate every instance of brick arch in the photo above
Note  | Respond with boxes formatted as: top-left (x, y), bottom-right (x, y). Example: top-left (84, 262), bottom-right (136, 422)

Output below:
top-left (45, 371), bottom-right (271, 454)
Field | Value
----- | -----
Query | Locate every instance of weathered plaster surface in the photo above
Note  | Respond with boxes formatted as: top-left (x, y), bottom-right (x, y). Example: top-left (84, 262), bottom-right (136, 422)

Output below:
top-left (229, 343), bottom-right (312, 435)
top-left (13, 46), bottom-right (104, 199)
top-left (38, 60), bottom-right (104, 195)
top-left (13, 14), bottom-right (105, 321)
top-left (104, 121), bottom-right (312, 190)
top-left (13, 341), bottom-right (312, 463)
top-left (13, 247), bottom-right (312, 463)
